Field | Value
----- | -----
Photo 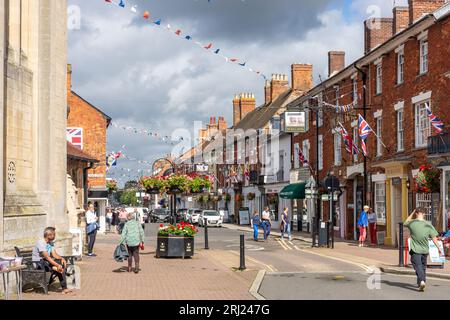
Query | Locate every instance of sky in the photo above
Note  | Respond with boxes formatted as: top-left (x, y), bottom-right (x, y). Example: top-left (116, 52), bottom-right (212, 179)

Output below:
top-left (67, 0), bottom-right (408, 186)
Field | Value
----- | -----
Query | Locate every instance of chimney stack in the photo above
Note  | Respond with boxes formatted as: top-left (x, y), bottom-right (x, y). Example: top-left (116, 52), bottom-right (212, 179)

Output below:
top-left (233, 93), bottom-right (256, 127)
top-left (264, 80), bottom-right (271, 105)
top-left (328, 52), bottom-right (345, 78)
top-left (364, 18), bottom-right (394, 54)
top-left (408, 0), bottom-right (445, 25)
top-left (233, 95), bottom-right (241, 127)
top-left (218, 117), bottom-right (227, 131)
top-left (393, 6), bottom-right (409, 34)
top-left (270, 74), bottom-right (289, 102)
top-left (291, 64), bottom-right (313, 92)
top-left (240, 93), bottom-right (256, 121)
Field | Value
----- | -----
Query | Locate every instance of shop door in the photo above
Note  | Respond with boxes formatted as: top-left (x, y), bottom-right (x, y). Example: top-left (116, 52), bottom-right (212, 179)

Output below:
top-left (393, 184), bottom-right (402, 248)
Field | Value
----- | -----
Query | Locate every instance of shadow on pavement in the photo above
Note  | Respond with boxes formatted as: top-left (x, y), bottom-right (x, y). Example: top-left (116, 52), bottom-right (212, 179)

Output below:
top-left (381, 280), bottom-right (419, 292)
top-left (112, 267), bottom-right (130, 273)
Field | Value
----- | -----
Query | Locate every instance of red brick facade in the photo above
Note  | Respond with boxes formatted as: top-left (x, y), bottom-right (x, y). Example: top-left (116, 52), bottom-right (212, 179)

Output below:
top-left (291, 2), bottom-right (450, 244)
top-left (67, 65), bottom-right (111, 189)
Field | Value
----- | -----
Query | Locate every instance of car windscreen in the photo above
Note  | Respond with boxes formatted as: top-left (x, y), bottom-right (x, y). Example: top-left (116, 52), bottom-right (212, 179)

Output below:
top-left (203, 211), bottom-right (219, 216)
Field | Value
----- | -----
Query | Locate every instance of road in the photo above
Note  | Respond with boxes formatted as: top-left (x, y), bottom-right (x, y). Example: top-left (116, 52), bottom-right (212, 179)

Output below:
top-left (143, 223), bottom-right (450, 300)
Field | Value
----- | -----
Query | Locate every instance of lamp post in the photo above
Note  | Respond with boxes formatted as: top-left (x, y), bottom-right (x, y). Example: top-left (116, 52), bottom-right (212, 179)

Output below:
top-left (152, 158), bottom-right (178, 225)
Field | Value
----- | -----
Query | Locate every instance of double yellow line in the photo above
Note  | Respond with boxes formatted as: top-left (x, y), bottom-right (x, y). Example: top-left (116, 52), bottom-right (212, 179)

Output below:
top-left (276, 238), bottom-right (293, 251)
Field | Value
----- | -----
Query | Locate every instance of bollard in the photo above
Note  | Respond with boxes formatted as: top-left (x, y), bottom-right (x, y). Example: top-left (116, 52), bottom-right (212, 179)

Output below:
top-left (399, 222), bottom-right (404, 267)
top-left (239, 234), bottom-right (246, 270)
top-left (204, 218), bottom-right (209, 250)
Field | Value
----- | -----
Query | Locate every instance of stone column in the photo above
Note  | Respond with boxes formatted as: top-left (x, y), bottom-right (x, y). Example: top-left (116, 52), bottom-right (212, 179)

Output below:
top-left (385, 179), bottom-right (392, 246)
top-left (0, 0), bottom-right (5, 252)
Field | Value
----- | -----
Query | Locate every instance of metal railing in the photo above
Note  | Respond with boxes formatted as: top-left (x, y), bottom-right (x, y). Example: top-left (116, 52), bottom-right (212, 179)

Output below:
top-left (428, 132), bottom-right (450, 155)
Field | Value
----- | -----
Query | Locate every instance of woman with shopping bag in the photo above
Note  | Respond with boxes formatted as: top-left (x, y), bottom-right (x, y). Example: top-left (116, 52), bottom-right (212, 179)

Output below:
top-left (120, 212), bottom-right (145, 273)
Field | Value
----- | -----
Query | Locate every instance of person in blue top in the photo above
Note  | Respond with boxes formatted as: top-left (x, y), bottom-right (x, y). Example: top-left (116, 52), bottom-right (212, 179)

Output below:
top-left (281, 208), bottom-right (292, 241)
top-left (357, 205), bottom-right (370, 247)
top-left (251, 211), bottom-right (261, 241)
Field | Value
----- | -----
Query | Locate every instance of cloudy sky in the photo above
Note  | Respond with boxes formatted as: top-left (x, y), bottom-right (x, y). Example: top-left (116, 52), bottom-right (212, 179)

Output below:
top-left (68, 0), bottom-right (407, 186)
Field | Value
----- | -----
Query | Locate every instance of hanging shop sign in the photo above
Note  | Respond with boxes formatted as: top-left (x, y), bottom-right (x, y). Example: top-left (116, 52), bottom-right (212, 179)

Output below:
top-left (281, 112), bottom-right (306, 133)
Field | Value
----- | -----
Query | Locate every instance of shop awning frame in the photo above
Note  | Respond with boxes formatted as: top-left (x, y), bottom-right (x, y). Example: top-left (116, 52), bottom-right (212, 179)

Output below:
top-left (279, 183), bottom-right (307, 200)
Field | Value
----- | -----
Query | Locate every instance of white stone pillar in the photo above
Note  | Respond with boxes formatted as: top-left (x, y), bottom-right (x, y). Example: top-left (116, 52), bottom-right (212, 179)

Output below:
top-left (0, 0), bottom-right (5, 251)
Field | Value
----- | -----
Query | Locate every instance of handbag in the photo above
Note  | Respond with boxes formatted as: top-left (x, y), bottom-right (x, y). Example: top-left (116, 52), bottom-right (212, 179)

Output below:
top-left (86, 222), bottom-right (99, 234)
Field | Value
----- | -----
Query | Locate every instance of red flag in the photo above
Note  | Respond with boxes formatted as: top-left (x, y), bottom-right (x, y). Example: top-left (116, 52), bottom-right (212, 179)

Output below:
top-left (175, 29), bottom-right (182, 36)
top-left (204, 43), bottom-right (213, 49)
top-left (143, 11), bottom-right (150, 19)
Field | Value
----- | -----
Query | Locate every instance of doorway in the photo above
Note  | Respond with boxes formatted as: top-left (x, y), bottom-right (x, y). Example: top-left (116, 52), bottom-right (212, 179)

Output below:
top-left (392, 184), bottom-right (402, 248)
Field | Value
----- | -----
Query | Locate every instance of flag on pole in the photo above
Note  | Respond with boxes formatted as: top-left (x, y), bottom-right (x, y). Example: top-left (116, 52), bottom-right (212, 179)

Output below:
top-left (358, 114), bottom-right (373, 157)
top-left (339, 122), bottom-right (358, 155)
top-left (299, 148), bottom-right (308, 166)
top-left (426, 103), bottom-right (444, 134)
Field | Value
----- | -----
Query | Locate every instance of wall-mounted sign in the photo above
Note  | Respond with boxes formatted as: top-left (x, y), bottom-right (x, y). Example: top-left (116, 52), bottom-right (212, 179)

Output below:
top-left (195, 164), bottom-right (209, 172)
top-left (281, 112), bottom-right (306, 133)
top-left (88, 174), bottom-right (104, 178)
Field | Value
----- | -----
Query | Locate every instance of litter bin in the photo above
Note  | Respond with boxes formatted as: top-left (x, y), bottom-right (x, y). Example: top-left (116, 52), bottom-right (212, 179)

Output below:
top-left (318, 221), bottom-right (330, 247)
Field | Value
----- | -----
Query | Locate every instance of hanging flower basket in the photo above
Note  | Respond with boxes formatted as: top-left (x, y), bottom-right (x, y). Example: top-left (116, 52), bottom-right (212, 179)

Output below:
top-left (140, 176), bottom-right (168, 194)
top-left (414, 164), bottom-right (441, 194)
top-left (106, 180), bottom-right (118, 193)
top-left (189, 176), bottom-right (211, 194)
top-left (235, 194), bottom-right (243, 202)
top-left (224, 194), bottom-right (231, 202)
top-left (268, 194), bottom-right (279, 205)
top-left (247, 193), bottom-right (256, 201)
top-left (166, 175), bottom-right (190, 194)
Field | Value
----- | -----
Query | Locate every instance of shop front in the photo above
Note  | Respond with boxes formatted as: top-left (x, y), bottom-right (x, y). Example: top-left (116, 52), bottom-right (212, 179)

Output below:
top-left (264, 184), bottom-right (289, 230)
top-left (440, 166), bottom-right (450, 232)
top-left (280, 183), bottom-right (307, 232)
top-left (88, 188), bottom-right (109, 234)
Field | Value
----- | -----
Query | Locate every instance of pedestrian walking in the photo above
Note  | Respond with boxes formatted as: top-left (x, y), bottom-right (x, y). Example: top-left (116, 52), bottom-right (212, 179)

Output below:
top-left (120, 212), bottom-right (145, 274)
top-left (357, 205), bottom-right (369, 247)
top-left (281, 208), bottom-right (292, 241)
top-left (404, 208), bottom-right (443, 292)
top-left (134, 208), bottom-right (145, 231)
top-left (251, 211), bottom-right (261, 241)
top-left (261, 207), bottom-right (272, 241)
top-left (111, 209), bottom-right (119, 233)
top-left (118, 208), bottom-right (128, 234)
top-left (86, 203), bottom-right (99, 257)
top-left (106, 208), bottom-right (113, 233)
top-left (368, 207), bottom-right (378, 246)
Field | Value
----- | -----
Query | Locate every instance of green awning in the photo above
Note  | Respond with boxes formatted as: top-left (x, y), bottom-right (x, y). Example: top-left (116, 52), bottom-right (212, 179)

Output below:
top-left (279, 183), bottom-right (306, 200)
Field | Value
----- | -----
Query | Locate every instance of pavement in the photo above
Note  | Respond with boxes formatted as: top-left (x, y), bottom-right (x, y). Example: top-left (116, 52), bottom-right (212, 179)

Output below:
top-left (25, 231), bottom-right (260, 300)
top-left (223, 223), bottom-right (450, 279)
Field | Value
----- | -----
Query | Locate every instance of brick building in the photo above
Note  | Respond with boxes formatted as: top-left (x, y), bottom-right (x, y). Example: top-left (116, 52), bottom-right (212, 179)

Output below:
top-left (288, 0), bottom-right (450, 246)
top-left (67, 65), bottom-right (112, 233)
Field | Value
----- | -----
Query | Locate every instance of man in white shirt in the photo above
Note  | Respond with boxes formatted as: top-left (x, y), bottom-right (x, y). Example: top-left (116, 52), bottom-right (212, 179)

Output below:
top-left (86, 203), bottom-right (99, 257)
top-left (261, 207), bottom-right (272, 241)
top-left (134, 208), bottom-right (145, 231)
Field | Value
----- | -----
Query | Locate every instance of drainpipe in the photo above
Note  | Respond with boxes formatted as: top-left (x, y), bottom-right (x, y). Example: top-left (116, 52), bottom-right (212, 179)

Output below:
top-left (354, 63), bottom-right (368, 207)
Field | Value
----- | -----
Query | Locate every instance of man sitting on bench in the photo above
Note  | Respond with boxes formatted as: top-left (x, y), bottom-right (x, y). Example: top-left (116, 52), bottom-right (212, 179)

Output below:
top-left (32, 227), bottom-right (73, 295)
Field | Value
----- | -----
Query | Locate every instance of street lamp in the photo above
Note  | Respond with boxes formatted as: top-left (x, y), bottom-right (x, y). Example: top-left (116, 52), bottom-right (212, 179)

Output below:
top-left (152, 158), bottom-right (178, 225)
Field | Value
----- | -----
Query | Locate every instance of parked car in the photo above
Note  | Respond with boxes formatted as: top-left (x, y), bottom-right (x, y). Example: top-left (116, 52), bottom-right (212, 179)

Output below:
top-left (150, 208), bottom-right (170, 223)
top-left (198, 210), bottom-right (223, 228)
top-left (188, 209), bottom-right (202, 225)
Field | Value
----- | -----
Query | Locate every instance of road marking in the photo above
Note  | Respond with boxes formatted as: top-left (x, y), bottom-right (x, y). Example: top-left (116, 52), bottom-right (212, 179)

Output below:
top-left (276, 238), bottom-right (291, 250)
top-left (227, 250), bottom-right (275, 272)
top-left (296, 248), bottom-right (371, 272)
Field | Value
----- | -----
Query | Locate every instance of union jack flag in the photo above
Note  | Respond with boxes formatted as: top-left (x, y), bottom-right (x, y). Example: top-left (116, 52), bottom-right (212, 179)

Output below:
top-left (339, 123), bottom-right (359, 155)
top-left (358, 114), bottom-right (373, 157)
top-left (426, 104), bottom-right (444, 134)
top-left (299, 148), bottom-right (308, 166)
top-left (66, 128), bottom-right (83, 150)
top-left (106, 152), bottom-right (122, 171)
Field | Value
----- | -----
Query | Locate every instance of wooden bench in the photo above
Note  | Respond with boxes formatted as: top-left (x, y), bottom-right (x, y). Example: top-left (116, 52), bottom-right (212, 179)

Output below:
top-left (14, 247), bottom-right (76, 294)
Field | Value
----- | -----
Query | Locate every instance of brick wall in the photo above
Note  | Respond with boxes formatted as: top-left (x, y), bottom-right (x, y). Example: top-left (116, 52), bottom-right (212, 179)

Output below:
top-left (328, 52), bottom-right (345, 77)
top-left (393, 6), bottom-right (410, 34)
top-left (67, 91), bottom-right (109, 189)
top-left (409, 0), bottom-right (446, 24)
top-left (364, 18), bottom-right (394, 54)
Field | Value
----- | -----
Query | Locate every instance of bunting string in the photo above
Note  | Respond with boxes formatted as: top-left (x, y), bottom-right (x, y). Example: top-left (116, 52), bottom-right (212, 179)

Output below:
top-left (103, 0), bottom-right (268, 80)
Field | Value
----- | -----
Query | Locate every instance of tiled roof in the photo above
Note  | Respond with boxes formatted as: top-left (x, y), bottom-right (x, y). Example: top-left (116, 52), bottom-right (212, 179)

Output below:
top-left (67, 142), bottom-right (99, 162)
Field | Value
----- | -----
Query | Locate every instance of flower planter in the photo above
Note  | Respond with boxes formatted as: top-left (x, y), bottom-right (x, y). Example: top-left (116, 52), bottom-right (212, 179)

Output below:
top-left (156, 235), bottom-right (194, 258)
top-left (146, 187), bottom-right (161, 195)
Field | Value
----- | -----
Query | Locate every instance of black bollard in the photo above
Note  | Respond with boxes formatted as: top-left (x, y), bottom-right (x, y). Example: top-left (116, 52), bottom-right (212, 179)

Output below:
top-left (399, 222), bottom-right (404, 267)
top-left (204, 218), bottom-right (209, 250)
top-left (239, 234), bottom-right (246, 271)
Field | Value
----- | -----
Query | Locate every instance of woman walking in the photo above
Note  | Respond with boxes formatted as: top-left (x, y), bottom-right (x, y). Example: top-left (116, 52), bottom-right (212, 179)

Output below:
top-left (357, 206), bottom-right (369, 247)
top-left (281, 208), bottom-right (292, 241)
top-left (120, 212), bottom-right (145, 273)
top-left (106, 209), bottom-right (113, 233)
top-left (404, 208), bottom-right (443, 292)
